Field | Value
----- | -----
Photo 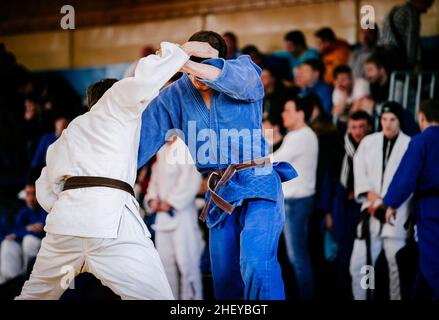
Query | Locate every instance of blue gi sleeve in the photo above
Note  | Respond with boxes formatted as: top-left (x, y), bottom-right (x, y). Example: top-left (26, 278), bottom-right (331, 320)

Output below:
top-left (199, 55), bottom-right (264, 102)
top-left (137, 84), bottom-right (183, 168)
top-left (383, 135), bottom-right (424, 208)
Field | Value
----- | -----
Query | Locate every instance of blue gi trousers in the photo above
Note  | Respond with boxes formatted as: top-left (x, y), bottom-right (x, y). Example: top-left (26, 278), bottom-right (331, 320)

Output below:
top-left (209, 195), bottom-right (285, 300)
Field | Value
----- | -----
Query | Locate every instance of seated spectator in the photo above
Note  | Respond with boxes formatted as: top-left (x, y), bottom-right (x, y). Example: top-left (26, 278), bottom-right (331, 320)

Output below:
top-left (262, 112), bottom-right (286, 153)
top-left (0, 208), bottom-right (15, 284)
top-left (31, 115), bottom-right (69, 170)
top-left (22, 93), bottom-right (44, 164)
top-left (295, 59), bottom-right (333, 114)
top-left (364, 52), bottom-right (420, 136)
top-left (315, 27), bottom-right (350, 84)
top-left (223, 31), bottom-right (240, 59)
top-left (273, 30), bottom-right (320, 78)
top-left (261, 66), bottom-right (298, 120)
top-left (241, 44), bottom-right (292, 83)
top-left (272, 94), bottom-right (318, 300)
top-left (1, 183), bottom-right (47, 282)
top-left (349, 27), bottom-right (379, 79)
top-left (332, 65), bottom-right (370, 124)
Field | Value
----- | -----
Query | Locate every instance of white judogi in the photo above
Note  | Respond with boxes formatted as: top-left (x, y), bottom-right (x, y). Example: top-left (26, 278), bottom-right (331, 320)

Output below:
top-left (17, 42), bottom-right (190, 300)
top-left (350, 131), bottom-right (411, 300)
top-left (145, 137), bottom-right (204, 300)
top-left (0, 239), bottom-right (22, 283)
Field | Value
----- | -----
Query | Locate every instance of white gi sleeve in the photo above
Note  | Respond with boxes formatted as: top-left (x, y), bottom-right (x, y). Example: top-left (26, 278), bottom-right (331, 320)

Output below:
top-left (36, 167), bottom-right (58, 213)
top-left (105, 42), bottom-right (189, 113)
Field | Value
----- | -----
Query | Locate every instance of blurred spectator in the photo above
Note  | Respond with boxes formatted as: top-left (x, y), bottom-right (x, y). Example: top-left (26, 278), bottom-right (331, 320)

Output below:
top-left (272, 94), bottom-right (318, 300)
top-left (308, 93), bottom-right (340, 193)
top-left (21, 94), bottom-right (44, 166)
top-left (351, 102), bottom-right (411, 300)
top-left (329, 111), bottom-right (372, 299)
top-left (145, 136), bottom-right (203, 300)
top-left (364, 53), bottom-right (391, 111)
top-left (379, 0), bottom-right (435, 69)
top-left (332, 65), bottom-right (370, 124)
top-left (241, 44), bottom-right (292, 83)
top-left (364, 52), bottom-right (420, 135)
top-left (1, 183), bottom-right (47, 283)
top-left (262, 113), bottom-right (286, 153)
top-left (296, 59), bottom-right (333, 114)
top-left (261, 66), bottom-right (298, 120)
top-left (349, 27), bottom-right (379, 79)
top-left (273, 30), bottom-right (320, 78)
top-left (223, 32), bottom-right (240, 59)
top-left (314, 27), bottom-right (350, 84)
top-left (31, 116), bottom-right (69, 170)
top-left (0, 208), bottom-right (14, 284)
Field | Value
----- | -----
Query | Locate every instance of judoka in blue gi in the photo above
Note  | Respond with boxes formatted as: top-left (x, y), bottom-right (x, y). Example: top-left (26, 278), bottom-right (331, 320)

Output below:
top-left (0, 183), bottom-right (47, 282)
top-left (138, 31), bottom-right (297, 300)
top-left (384, 99), bottom-right (439, 299)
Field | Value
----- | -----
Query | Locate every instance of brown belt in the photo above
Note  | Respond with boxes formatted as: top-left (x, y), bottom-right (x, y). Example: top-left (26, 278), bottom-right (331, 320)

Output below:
top-left (199, 157), bottom-right (271, 222)
top-left (63, 176), bottom-right (135, 197)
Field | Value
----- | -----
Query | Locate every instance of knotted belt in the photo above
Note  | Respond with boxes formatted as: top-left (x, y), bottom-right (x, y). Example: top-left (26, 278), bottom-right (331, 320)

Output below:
top-left (199, 157), bottom-right (271, 222)
top-left (63, 176), bottom-right (135, 197)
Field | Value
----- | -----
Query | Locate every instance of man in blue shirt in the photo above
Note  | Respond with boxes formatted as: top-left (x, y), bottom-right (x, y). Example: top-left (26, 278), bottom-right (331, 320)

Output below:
top-left (296, 59), bottom-right (333, 114)
top-left (384, 99), bottom-right (439, 299)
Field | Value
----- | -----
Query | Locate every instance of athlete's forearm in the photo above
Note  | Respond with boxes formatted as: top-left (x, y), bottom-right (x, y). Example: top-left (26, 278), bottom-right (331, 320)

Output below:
top-left (181, 60), bottom-right (221, 81)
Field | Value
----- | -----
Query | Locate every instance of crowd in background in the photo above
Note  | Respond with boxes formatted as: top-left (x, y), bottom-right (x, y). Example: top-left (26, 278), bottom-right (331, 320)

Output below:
top-left (0, 0), bottom-right (438, 300)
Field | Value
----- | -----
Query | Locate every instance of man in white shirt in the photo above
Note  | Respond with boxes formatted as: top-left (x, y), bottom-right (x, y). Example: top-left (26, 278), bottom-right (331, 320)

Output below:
top-left (272, 94), bottom-right (319, 300)
top-left (16, 41), bottom-right (218, 300)
top-left (331, 65), bottom-right (370, 124)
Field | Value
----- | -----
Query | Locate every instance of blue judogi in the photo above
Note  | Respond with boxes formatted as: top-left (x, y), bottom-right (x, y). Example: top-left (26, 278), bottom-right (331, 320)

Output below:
top-left (383, 126), bottom-right (439, 298)
top-left (31, 132), bottom-right (57, 168)
top-left (138, 55), bottom-right (297, 300)
top-left (13, 206), bottom-right (47, 242)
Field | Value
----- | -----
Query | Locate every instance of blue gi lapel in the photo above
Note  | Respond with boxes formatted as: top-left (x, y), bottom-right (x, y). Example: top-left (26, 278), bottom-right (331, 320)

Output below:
top-left (182, 75), bottom-right (210, 128)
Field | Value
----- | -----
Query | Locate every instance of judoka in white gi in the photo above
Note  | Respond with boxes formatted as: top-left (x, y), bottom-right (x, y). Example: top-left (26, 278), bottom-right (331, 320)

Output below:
top-left (145, 135), bottom-right (204, 300)
top-left (350, 102), bottom-right (411, 300)
top-left (16, 41), bottom-right (218, 300)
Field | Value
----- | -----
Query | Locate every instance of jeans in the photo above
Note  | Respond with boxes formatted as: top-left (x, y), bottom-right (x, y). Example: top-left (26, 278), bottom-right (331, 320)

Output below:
top-left (283, 195), bottom-right (315, 300)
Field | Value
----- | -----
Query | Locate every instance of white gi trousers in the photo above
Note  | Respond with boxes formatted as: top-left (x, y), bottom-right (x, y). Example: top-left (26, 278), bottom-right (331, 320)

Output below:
top-left (0, 239), bottom-right (23, 283)
top-left (22, 234), bottom-right (42, 270)
top-left (16, 206), bottom-right (174, 300)
top-left (349, 217), bottom-right (406, 300)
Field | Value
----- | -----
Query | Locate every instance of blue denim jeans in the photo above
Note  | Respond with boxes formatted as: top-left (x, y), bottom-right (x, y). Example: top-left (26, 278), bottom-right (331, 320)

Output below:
top-left (209, 194), bottom-right (286, 300)
top-left (283, 195), bottom-right (315, 300)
